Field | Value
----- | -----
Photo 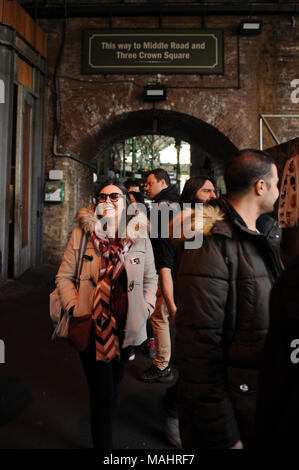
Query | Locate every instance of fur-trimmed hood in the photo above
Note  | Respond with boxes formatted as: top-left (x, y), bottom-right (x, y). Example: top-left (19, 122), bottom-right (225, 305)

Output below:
top-left (76, 204), bottom-right (149, 242)
top-left (170, 205), bottom-right (224, 246)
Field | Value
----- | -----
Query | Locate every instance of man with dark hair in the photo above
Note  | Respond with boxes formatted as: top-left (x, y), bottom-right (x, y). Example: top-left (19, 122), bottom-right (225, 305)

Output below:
top-left (225, 149), bottom-right (276, 195)
top-left (124, 179), bottom-right (141, 193)
top-left (147, 168), bottom-right (171, 188)
top-left (141, 168), bottom-right (178, 383)
top-left (179, 175), bottom-right (216, 205)
top-left (176, 149), bottom-right (283, 449)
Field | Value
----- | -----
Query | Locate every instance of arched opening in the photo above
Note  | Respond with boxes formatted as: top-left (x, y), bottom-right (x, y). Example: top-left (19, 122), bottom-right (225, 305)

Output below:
top-left (95, 136), bottom-right (192, 194)
top-left (72, 109), bottom-right (238, 192)
top-left (44, 110), bottom-right (238, 263)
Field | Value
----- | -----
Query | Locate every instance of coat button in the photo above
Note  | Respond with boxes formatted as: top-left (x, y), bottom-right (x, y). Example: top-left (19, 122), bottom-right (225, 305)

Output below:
top-left (240, 384), bottom-right (249, 392)
top-left (128, 281), bottom-right (135, 292)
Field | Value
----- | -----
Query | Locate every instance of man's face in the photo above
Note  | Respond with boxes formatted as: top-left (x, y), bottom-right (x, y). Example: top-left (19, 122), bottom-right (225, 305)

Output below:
top-left (196, 180), bottom-right (217, 203)
top-left (261, 164), bottom-right (280, 213)
top-left (146, 174), bottom-right (166, 199)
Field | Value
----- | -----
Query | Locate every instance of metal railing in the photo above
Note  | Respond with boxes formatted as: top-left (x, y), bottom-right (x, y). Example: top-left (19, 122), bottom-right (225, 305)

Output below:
top-left (259, 114), bottom-right (299, 149)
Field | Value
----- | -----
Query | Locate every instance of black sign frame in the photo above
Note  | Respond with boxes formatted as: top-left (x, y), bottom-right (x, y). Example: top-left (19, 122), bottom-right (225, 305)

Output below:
top-left (82, 29), bottom-right (224, 75)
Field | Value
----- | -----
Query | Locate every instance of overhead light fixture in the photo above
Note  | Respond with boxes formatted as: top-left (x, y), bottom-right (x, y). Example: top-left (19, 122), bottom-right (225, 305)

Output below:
top-left (239, 20), bottom-right (262, 35)
top-left (144, 85), bottom-right (167, 101)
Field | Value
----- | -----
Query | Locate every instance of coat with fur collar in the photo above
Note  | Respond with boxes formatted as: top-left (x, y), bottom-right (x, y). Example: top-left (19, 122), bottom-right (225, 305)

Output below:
top-left (175, 198), bottom-right (282, 449)
top-left (56, 205), bottom-right (158, 349)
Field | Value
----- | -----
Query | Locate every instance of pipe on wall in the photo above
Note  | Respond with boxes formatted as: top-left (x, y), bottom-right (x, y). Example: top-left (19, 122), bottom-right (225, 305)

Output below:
top-left (21, 3), bottom-right (299, 19)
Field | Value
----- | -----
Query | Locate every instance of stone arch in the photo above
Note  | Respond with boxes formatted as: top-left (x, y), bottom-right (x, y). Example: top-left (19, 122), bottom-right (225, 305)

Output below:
top-left (72, 109), bottom-right (237, 177)
top-left (45, 110), bottom-right (238, 263)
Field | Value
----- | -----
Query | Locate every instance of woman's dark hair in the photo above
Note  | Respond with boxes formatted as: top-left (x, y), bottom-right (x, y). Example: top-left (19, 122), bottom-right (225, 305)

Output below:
top-left (225, 149), bottom-right (275, 196)
top-left (97, 178), bottom-right (130, 206)
top-left (129, 190), bottom-right (145, 205)
top-left (179, 175), bottom-right (215, 206)
top-left (124, 179), bottom-right (141, 191)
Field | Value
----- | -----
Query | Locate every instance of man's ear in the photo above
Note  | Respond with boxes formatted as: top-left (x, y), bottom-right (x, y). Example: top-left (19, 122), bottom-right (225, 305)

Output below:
top-left (160, 178), bottom-right (167, 188)
top-left (255, 179), bottom-right (265, 196)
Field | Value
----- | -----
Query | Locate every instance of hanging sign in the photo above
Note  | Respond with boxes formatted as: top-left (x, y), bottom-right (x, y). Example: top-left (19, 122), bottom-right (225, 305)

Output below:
top-left (82, 29), bottom-right (224, 74)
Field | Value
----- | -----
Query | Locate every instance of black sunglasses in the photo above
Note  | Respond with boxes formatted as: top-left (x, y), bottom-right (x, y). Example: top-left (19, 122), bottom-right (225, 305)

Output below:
top-left (98, 192), bottom-right (123, 203)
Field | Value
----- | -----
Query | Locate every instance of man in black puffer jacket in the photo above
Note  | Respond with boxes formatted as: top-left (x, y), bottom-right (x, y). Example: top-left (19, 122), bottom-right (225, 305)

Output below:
top-left (176, 149), bottom-right (283, 449)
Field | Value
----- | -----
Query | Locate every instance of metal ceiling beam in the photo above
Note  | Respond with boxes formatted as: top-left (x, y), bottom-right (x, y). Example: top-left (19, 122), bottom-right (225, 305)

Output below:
top-left (20, 3), bottom-right (299, 19)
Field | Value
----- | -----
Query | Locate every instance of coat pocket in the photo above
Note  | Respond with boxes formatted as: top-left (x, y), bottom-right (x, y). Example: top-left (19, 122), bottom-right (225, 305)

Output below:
top-left (129, 281), bottom-right (148, 311)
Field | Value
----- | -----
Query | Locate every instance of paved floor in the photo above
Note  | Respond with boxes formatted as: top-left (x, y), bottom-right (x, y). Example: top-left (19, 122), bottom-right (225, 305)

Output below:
top-left (0, 265), bottom-right (176, 450)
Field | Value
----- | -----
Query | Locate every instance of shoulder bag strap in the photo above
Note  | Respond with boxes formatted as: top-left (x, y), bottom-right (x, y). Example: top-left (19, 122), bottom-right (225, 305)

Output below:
top-left (74, 229), bottom-right (89, 290)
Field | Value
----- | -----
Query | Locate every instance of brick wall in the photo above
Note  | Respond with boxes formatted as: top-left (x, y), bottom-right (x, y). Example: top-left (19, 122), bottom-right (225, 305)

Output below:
top-left (38, 8), bottom-right (299, 262)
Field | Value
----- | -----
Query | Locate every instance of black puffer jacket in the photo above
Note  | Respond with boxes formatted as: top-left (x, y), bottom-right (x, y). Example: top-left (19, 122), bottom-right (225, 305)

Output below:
top-left (153, 184), bottom-right (178, 205)
top-left (176, 198), bottom-right (283, 449)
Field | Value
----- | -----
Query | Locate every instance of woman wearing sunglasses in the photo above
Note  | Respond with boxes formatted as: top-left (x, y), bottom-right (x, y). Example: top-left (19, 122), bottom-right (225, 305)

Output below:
top-left (55, 179), bottom-right (158, 449)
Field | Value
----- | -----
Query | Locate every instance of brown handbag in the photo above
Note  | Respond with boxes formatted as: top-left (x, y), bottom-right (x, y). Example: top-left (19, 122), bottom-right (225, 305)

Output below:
top-left (68, 313), bottom-right (93, 352)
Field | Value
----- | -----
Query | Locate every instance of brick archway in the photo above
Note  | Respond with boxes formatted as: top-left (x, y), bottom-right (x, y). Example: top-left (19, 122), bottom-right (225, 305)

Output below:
top-left (72, 109), bottom-right (237, 175)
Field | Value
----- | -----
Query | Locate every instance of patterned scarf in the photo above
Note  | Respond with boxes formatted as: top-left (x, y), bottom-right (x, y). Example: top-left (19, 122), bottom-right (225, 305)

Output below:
top-left (90, 231), bottom-right (132, 362)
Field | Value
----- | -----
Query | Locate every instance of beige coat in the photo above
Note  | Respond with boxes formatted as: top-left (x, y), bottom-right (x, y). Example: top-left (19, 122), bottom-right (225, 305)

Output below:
top-left (56, 207), bottom-right (158, 348)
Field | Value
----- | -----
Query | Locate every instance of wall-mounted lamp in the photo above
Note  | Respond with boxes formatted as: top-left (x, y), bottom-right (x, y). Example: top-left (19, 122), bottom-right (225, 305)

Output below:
top-left (144, 85), bottom-right (167, 101)
top-left (239, 20), bottom-right (262, 35)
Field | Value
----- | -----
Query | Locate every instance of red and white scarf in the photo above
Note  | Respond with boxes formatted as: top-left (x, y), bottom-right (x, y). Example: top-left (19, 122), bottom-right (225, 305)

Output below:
top-left (90, 231), bottom-right (132, 362)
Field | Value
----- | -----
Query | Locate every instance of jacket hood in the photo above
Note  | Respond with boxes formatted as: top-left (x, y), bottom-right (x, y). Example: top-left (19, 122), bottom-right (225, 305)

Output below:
top-left (76, 204), bottom-right (149, 241)
top-left (154, 184), bottom-right (178, 204)
top-left (170, 205), bottom-right (223, 246)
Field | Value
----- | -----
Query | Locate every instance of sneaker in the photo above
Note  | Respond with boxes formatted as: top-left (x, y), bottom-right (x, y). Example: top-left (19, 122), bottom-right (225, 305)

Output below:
top-left (141, 364), bottom-right (174, 383)
top-left (164, 414), bottom-right (182, 448)
top-left (147, 339), bottom-right (156, 359)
